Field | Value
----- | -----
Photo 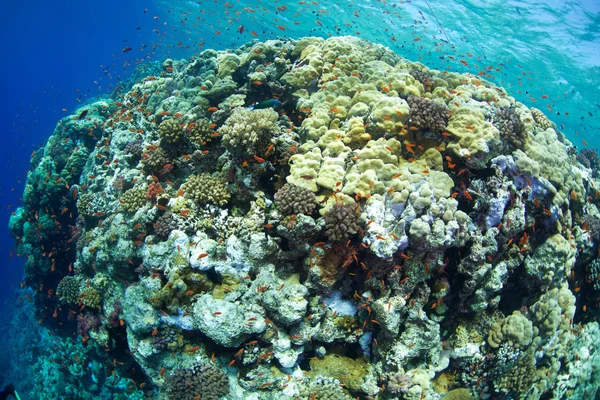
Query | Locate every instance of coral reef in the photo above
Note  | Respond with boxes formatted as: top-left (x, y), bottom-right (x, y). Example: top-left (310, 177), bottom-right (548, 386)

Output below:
top-left (9, 36), bottom-right (600, 400)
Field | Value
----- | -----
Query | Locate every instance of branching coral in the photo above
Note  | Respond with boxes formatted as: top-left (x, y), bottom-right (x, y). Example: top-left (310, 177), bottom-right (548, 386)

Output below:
top-left (146, 182), bottom-right (164, 202)
top-left (79, 285), bottom-right (102, 310)
top-left (154, 211), bottom-right (176, 240)
top-left (141, 146), bottom-right (170, 172)
top-left (220, 107), bottom-right (279, 154)
top-left (186, 119), bottom-right (214, 145)
top-left (323, 203), bottom-right (360, 242)
top-left (495, 106), bottom-right (526, 147)
top-left (530, 107), bottom-right (554, 130)
top-left (158, 118), bottom-right (184, 143)
top-left (181, 174), bottom-right (230, 206)
top-left (57, 275), bottom-right (83, 305)
top-left (407, 95), bottom-right (450, 133)
top-left (274, 183), bottom-right (318, 215)
top-left (120, 187), bottom-right (147, 213)
top-left (166, 364), bottom-right (228, 400)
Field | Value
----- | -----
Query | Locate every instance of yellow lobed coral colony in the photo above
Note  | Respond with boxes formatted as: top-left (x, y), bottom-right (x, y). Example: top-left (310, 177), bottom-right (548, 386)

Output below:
top-left (285, 36), bottom-right (584, 219)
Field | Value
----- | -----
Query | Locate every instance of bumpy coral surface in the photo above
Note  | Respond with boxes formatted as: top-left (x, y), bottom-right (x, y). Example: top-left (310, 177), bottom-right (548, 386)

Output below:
top-left (9, 36), bottom-right (600, 400)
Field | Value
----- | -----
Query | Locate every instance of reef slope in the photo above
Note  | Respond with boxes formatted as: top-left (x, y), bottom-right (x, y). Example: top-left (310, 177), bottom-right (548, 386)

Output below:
top-left (10, 36), bottom-right (600, 399)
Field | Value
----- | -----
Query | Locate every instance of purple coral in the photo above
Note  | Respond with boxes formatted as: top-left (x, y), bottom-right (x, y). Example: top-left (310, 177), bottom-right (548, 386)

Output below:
top-left (77, 312), bottom-right (100, 345)
top-left (108, 300), bottom-right (123, 328)
top-left (387, 371), bottom-right (412, 395)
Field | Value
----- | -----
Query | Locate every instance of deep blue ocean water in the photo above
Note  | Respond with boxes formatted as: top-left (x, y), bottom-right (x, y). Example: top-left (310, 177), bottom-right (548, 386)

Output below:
top-left (0, 1), bottom-right (598, 398)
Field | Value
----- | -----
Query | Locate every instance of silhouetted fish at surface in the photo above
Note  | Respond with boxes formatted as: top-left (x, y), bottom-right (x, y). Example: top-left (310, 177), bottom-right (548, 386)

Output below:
top-left (78, 110), bottom-right (88, 120)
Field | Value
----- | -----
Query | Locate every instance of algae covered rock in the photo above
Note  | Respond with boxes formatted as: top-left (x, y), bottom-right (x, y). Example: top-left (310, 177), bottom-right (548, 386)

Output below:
top-left (192, 294), bottom-right (266, 347)
top-left (309, 353), bottom-right (376, 395)
top-left (122, 277), bottom-right (161, 335)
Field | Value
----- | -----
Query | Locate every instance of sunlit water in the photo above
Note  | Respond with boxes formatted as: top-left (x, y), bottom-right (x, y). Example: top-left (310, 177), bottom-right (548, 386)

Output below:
top-left (1, 1), bottom-right (598, 399)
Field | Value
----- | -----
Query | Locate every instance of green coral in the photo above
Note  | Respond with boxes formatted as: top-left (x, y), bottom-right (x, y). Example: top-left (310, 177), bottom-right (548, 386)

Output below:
top-left (158, 118), bottom-right (184, 143)
top-left (181, 174), bottom-right (230, 206)
top-left (309, 354), bottom-right (371, 393)
top-left (80, 285), bottom-right (102, 310)
top-left (121, 187), bottom-right (147, 213)
top-left (57, 275), bottom-right (83, 305)
top-left (187, 119), bottom-right (213, 145)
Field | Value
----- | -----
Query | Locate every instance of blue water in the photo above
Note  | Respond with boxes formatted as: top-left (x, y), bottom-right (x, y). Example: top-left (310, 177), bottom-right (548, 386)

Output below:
top-left (0, 0), bottom-right (598, 398)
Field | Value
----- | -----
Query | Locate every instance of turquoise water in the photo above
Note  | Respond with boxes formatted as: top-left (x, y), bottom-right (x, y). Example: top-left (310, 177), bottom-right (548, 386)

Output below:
top-left (1, 1), bottom-right (599, 399)
top-left (153, 0), bottom-right (599, 147)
